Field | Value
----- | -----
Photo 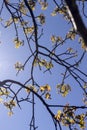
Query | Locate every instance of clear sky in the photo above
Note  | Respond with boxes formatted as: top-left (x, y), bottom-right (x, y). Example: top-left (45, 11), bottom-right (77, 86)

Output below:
top-left (0, 1), bottom-right (87, 130)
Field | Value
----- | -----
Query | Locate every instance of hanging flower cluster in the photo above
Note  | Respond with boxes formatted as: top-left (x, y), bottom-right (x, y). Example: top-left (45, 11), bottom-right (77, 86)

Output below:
top-left (38, 0), bottom-right (48, 10)
top-left (37, 14), bottom-right (45, 24)
top-left (51, 35), bottom-right (62, 43)
top-left (55, 104), bottom-right (86, 129)
top-left (4, 100), bottom-right (16, 116)
top-left (14, 62), bottom-right (24, 71)
top-left (28, 0), bottom-right (36, 10)
top-left (34, 57), bottom-right (53, 69)
top-left (24, 26), bottom-right (34, 34)
top-left (40, 84), bottom-right (51, 99)
top-left (56, 84), bottom-right (71, 97)
top-left (13, 38), bottom-right (24, 48)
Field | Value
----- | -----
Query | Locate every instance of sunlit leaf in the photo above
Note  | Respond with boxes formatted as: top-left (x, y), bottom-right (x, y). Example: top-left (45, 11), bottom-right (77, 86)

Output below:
top-left (5, 17), bottom-right (13, 27)
top-left (39, 1), bottom-right (48, 10)
top-left (55, 110), bottom-right (62, 121)
top-left (51, 35), bottom-right (62, 43)
top-left (24, 26), bottom-right (34, 34)
top-left (8, 111), bottom-right (13, 116)
top-left (28, 0), bottom-right (36, 10)
top-left (75, 114), bottom-right (86, 129)
top-left (51, 35), bottom-right (56, 43)
top-left (56, 84), bottom-right (71, 97)
top-left (51, 7), bottom-right (59, 16)
top-left (19, 1), bottom-right (28, 15)
top-left (34, 57), bottom-right (53, 69)
top-left (0, 87), bottom-right (10, 96)
top-left (66, 31), bottom-right (76, 40)
top-left (25, 85), bottom-right (37, 93)
top-left (13, 17), bottom-right (19, 23)
top-left (40, 84), bottom-right (51, 92)
top-left (4, 100), bottom-right (16, 111)
top-left (13, 38), bottom-right (24, 48)
top-left (20, 21), bottom-right (28, 26)
top-left (45, 92), bottom-right (51, 99)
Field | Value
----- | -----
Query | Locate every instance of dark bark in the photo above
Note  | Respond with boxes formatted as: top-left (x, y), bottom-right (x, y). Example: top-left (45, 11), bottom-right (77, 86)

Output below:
top-left (65, 0), bottom-right (87, 46)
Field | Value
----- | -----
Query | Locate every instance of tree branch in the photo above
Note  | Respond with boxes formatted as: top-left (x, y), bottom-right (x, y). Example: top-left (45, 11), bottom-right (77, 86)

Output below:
top-left (65, 0), bottom-right (87, 47)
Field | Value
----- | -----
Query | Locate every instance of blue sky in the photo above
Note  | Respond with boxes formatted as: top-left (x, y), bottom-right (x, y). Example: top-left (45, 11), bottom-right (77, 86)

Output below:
top-left (0, 1), bottom-right (87, 130)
